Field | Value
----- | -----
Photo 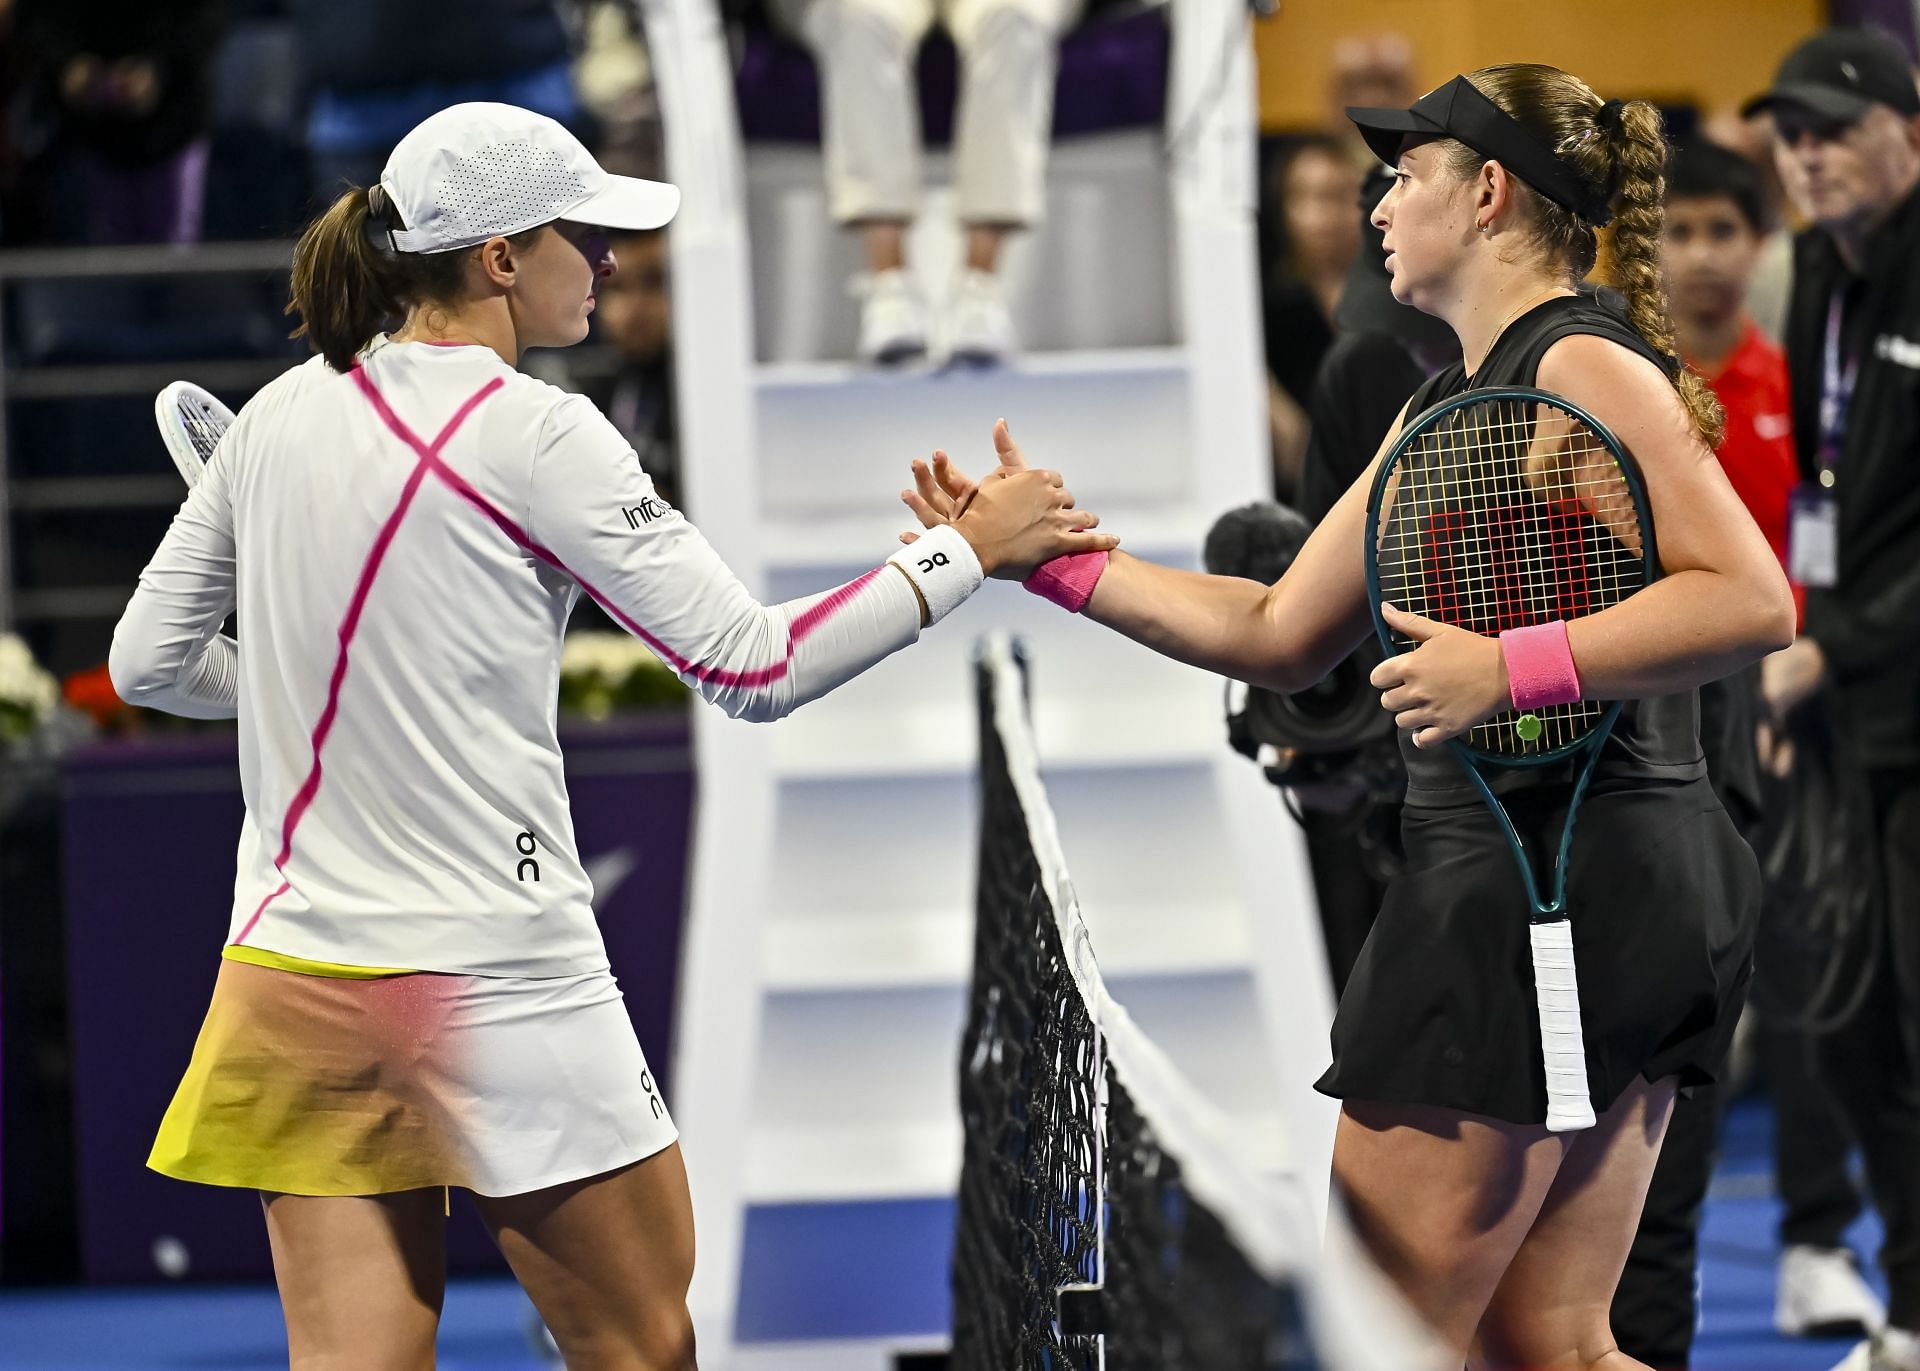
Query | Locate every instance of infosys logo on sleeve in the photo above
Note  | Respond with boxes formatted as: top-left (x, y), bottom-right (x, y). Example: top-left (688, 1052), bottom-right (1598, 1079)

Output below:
top-left (621, 496), bottom-right (672, 529)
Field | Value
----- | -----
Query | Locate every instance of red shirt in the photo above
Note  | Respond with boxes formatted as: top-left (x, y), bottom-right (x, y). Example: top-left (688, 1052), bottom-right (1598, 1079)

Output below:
top-left (1695, 319), bottom-right (1797, 567)
top-left (1690, 319), bottom-right (1806, 627)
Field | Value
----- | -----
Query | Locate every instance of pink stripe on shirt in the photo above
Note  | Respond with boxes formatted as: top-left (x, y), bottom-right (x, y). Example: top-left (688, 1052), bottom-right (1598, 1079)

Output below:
top-left (233, 373), bottom-right (505, 945)
top-left (349, 368), bottom-right (891, 693)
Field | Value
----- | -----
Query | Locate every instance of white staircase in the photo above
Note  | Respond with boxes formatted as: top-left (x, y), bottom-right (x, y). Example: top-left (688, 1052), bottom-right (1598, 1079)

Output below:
top-left (638, 2), bottom-right (1340, 1363)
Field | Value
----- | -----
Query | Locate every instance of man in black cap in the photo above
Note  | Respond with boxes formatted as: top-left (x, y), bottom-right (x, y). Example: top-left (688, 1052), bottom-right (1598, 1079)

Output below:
top-left (1746, 26), bottom-right (1920, 1371)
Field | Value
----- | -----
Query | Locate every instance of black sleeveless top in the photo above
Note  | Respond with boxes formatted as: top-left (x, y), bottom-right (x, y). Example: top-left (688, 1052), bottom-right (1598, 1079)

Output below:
top-left (1394, 292), bottom-right (1707, 806)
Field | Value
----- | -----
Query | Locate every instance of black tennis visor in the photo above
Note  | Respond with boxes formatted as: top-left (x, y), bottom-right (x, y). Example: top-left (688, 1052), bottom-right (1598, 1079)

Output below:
top-left (1347, 75), bottom-right (1614, 227)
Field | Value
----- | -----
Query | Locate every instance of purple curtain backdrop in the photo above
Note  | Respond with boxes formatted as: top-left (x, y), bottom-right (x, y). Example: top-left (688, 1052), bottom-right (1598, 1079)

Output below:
top-left (60, 715), bottom-right (693, 1284)
top-left (1829, 0), bottom-right (1919, 58)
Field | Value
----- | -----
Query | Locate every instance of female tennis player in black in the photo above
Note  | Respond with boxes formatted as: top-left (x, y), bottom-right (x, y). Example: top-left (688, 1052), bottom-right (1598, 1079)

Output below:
top-left (910, 65), bottom-right (1795, 1367)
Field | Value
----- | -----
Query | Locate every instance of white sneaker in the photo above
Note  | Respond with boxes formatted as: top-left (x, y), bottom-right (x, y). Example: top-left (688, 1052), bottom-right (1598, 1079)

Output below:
top-left (946, 269), bottom-right (1016, 367)
top-left (854, 269), bottom-right (928, 366)
top-left (1778, 1245), bottom-right (1887, 1339)
top-left (1829, 1328), bottom-right (1920, 1371)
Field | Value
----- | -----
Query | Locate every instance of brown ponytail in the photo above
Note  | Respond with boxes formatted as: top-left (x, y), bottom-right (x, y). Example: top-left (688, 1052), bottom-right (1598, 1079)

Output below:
top-left (286, 185), bottom-right (486, 373)
top-left (1446, 64), bottom-right (1725, 449)
top-left (286, 186), bottom-right (408, 373)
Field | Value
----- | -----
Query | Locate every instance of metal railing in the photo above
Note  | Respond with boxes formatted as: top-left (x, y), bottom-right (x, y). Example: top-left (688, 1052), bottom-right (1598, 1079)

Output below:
top-left (0, 239), bottom-right (295, 633)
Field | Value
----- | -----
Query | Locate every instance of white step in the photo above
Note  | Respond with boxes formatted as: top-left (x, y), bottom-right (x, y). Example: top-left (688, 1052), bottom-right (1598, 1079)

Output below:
top-left (762, 760), bottom-right (1256, 993)
top-left (744, 917), bottom-right (1289, 1203)
top-left (742, 1112), bottom-right (1294, 1206)
top-left (753, 346), bottom-right (1194, 516)
top-left (742, 1008), bottom-right (1291, 1205)
top-left (765, 576), bottom-right (1226, 780)
top-left (771, 693), bottom-right (1221, 779)
top-left (761, 896), bottom-right (1252, 994)
top-left (745, 1119), bottom-right (963, 1203)
top-left (746, 983), bottom-right (968, 1201)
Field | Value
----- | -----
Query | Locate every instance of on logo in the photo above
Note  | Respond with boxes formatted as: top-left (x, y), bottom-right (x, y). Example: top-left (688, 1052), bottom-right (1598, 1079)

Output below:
top-left (516, 830), bottom-right (541, 883)
top-left (917, 551), bottom-right (950, 574)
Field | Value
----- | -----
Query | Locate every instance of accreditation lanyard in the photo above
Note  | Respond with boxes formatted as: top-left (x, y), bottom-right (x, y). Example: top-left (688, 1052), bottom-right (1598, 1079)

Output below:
top-left (1790, 290), bottom-right (1854, 589)
top-left (1816, 290), bottom-right (1859, 483)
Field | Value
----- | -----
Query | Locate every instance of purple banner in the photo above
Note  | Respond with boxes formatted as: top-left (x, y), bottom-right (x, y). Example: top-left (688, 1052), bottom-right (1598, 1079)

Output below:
top-left (1829, 0), bottom-right (1918, 59)
top-left (60, 715), bottom-right (693, 1284)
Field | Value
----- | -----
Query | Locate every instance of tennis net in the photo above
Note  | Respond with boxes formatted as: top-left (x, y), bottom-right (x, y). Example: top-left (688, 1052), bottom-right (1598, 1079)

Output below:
top-left (953, 632), bottom-right (1434, 1371)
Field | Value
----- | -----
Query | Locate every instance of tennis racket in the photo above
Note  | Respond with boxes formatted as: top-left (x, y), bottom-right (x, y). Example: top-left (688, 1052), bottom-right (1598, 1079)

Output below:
top-left (154, 381), bottom-right (235, 489)
top-left (1364, 386), bottom-right (1658, 1133)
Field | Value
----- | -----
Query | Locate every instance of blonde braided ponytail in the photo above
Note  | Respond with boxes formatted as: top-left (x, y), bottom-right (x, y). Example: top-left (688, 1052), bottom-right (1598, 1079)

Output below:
top-left (1445, 65), bottom-right (1725, 448)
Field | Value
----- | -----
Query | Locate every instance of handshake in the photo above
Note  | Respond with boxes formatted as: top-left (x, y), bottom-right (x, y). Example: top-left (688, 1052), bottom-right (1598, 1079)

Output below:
top-left (896, 419), bottom-right (1119, 579)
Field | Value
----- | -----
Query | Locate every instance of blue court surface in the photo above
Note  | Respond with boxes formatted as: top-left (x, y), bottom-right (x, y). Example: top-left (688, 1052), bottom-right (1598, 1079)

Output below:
top-left (1693, 1098), bottom-right (1883, 1371)
top-left (0, 1099), bottom-right (1884, 1370)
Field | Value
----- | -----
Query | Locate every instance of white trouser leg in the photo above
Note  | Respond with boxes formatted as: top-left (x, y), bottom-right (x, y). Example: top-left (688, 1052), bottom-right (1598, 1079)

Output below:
top-left (943, 0), bottom-right (1084, 227)
top-left (775, 0), bottom-right (937, 224)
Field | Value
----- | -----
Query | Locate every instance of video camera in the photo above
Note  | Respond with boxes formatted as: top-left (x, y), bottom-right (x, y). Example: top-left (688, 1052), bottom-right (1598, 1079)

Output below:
top-left (1202, 502), bottom-right (1401, 795)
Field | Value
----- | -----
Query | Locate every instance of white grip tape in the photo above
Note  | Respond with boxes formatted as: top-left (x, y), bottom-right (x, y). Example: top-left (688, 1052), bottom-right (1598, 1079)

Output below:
top-left (886, 524), bottom-right (983, 627)
top-left (1530, 919), bottom-right (1597, 1133)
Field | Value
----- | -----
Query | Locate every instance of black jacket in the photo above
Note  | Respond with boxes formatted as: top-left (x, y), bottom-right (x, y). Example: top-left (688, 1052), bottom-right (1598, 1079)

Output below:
top-left (1785, 180), bottom-right (1920, 764)
top-left (19, 0), bottom-right (227, 164)
top-left (1297, 330), bottom-right (1425, 523)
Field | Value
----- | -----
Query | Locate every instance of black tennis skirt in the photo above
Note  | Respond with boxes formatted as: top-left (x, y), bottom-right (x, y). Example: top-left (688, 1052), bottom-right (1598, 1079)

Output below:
top-left (1315, 775), bottom-right (1759, 1126)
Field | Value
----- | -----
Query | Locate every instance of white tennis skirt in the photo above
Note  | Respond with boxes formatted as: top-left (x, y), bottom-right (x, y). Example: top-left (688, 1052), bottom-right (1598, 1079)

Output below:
top-left (149, 957), bottom-right (678, 1197)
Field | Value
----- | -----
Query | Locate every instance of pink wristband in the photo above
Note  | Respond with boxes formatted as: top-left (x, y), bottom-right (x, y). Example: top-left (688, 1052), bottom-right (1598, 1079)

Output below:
top-left (1501, 619), bottom-right (1582, 710)
top-left (1023, 550), bottom-right (1109, 613)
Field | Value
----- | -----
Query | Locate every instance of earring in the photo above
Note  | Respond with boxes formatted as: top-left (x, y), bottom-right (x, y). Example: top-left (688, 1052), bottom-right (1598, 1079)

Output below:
top-left (1478, 222), bottom-right (1491, 233)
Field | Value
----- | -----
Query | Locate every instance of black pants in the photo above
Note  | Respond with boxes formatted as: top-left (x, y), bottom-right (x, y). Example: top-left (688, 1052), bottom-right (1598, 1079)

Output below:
top-left (1609, 1021), bottom-right (1865, 1369)
top-left (1767, 1015), bottom-right (1863, 1249)
top-left (1299, 801), bottom-right (1394, 998)
top-left (1813, 767), bottom-right (1920, 1329)
top-left (1611, 1084), bottom-right (1720, 1370)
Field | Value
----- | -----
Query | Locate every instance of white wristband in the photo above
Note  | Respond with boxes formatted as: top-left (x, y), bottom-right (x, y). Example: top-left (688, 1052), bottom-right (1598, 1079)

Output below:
top-left (886, 524), bottom-right (983, 627)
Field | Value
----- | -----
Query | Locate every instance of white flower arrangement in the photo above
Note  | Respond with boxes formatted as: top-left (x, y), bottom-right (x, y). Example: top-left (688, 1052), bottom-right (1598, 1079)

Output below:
top-left (558, 631), bottom-right (686, 718)
top-left (0, 633), bottom-right (60, 744)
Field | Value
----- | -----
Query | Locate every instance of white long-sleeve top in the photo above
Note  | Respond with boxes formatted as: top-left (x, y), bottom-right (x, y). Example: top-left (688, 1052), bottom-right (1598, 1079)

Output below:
top-left (110, 339), bottom-right (973, 976)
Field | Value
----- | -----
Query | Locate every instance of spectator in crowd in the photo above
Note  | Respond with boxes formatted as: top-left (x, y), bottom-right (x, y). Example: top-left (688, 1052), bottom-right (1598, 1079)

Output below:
top-left (1265, 40), bottom-right (1412, 498)
top-left (1746, 27), bottom-right (1920, 1371)
top-left (573, 0), bottom-right (660, 148)
top-left (1326, 31), bottom-right (1416, 170)
top-left (769, 0), bottom-right (1086, 367)
top-left (562, 226), bottom-right (679, 509)
top-left (14, 0), bottom-right (228, 245)
top-left (1288, 165), bottom-right (1457, 994)
top-left (1262, 135), bottom-right (1363, 498)
top-left (1609, 137), bottom-right (1885, 1371)
top-left (1666, 142), bottom-right (1800, 575)
top-left (522, 205), bottom-right (679, 640)
top-left (1704, 106), bottom-right (1799, 341)
top-left (1294, 166), bottom-right (1456, 523)
top-left (290, 0), bottom-right (581, 201)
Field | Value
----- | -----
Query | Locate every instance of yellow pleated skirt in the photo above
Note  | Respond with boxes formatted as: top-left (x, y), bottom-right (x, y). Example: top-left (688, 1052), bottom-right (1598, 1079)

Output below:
top-left (150, 953), bottom-right (677, 1197)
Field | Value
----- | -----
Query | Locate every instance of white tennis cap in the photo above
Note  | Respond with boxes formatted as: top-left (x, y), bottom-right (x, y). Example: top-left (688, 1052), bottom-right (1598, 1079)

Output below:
top-left (379, 102), bottom-right (680, 254)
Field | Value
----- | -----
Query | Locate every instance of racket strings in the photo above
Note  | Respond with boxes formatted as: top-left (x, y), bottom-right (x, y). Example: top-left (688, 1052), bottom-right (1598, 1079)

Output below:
top-left (180, 400), bottom-right (226, 463)
top-left (1376, 398), bottom-right (1647, 757)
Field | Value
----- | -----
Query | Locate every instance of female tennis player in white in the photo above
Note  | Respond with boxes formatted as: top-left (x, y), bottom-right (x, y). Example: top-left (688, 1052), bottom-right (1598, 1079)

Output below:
top-left (108, 102), bottom-right (1113, 1371)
